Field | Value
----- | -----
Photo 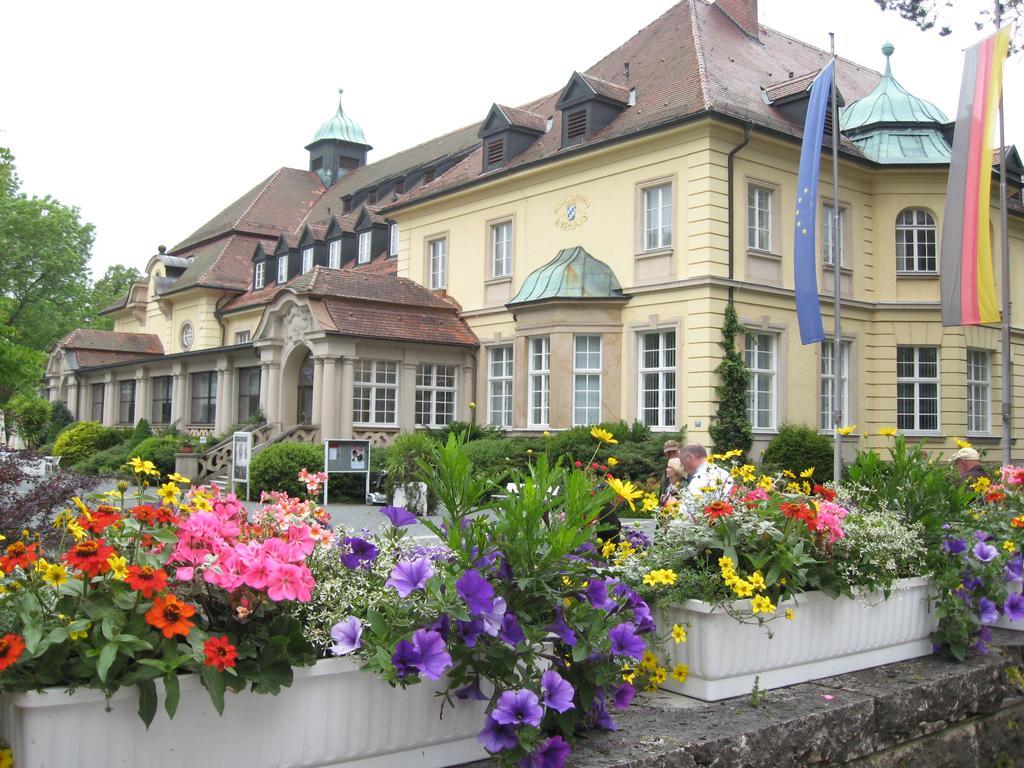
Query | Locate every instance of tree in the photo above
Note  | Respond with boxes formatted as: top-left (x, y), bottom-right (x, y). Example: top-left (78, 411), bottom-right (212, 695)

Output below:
top-left (84, 264), bottom-right (143, 330)
top-left (709, 301), bottom-right (753, 457)
top-left (874, 1), bottom-right (1023, 49)
top-left (0, 335), bottom-right (44, 405)
top-left (4, 394), bottom-right (52, 449)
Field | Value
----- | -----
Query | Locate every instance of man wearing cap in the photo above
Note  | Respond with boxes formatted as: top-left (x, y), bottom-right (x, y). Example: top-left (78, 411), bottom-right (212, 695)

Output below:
top-left (659, 440), bottom-right (681, 497)
top-left (951, 447), bottom-right (987, 486)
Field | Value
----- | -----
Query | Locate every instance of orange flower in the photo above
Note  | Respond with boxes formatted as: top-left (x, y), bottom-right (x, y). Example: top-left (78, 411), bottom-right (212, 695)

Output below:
top-left (0, 541), bottom-right (39, 573)
top-left (125, 565), bottom-right (169, 598)
top-left (62, 539), bottom-right (115, 577)
top-left (0, 633), bottom-right (26, 672)
top-left (203, 635), bottom-right (238, 671)
top-left (780, 502), bottom-right (817, 528)
top-left (145, 594), bottom-right (196, 638)
top-left (77, 506), bottom-right (120, 533)
top-left (703, 500), bottom-right (735, 521)
top-left (1012, 516), bottom-right (1024, 529)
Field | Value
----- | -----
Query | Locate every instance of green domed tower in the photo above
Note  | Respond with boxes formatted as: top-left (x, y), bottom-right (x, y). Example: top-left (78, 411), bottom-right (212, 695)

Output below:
top-left (306, 89), bottom-right (372, 186)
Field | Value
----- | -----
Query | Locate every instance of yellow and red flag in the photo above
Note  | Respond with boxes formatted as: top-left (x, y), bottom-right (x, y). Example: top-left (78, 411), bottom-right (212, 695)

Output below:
top-left (940, 26), bottom-right (1012, 326)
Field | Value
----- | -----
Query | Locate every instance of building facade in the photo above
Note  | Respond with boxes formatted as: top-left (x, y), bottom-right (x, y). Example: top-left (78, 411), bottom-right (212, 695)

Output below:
top-left (45, 0), bottom-right (1024, 470)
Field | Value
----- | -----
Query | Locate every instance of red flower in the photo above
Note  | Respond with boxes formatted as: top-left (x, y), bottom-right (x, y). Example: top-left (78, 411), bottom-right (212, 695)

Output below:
top-left (703, 500), bottom-right (735, 521)
top-left (145, 594), bottom-right (196, 638)
top-left (62, 539), bottom-right (115, 577)
top-left (812, 485), bottom-right (836, 502)
top-left (203, 635), bottom-right (238, 671)
top-left (0, 541), bottom-right (39, 573)
top-left (574, 461), bottom-right (583, 468)
top-left (77, 505), bottom-right (120, 533)
top-left (986, 489), bottom-right (1006, 504)
top-left (132, 504), bottom-right (178, 526)
top-left (780, 502), bottom-right (818, 528)
top-left (125, 565), bottom-right (169, 598)
top-left (0, 633), bottom-right (26, 672)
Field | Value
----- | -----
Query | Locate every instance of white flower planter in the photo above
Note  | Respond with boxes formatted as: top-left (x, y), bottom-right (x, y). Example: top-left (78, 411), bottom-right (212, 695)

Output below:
top-left (657, 577), bottom-right (936, 701)
top-left (0, 657), bottom-right (488, 768)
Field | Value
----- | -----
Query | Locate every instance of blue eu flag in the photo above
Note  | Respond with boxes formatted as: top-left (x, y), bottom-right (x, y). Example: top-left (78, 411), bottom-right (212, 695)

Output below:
top-left (793, 59), bottom-right (834, 345)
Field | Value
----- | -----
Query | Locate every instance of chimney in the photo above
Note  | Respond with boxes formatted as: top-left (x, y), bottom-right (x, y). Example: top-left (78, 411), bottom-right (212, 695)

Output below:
top-left (716, 0), bottom-right (758, 40)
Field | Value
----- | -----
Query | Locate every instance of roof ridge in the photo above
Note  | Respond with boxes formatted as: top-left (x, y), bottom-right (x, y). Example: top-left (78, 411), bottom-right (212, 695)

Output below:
top-left (756, 21), bottom-right (882, 78)
top-left (689, 0), bottom-right (712, 110)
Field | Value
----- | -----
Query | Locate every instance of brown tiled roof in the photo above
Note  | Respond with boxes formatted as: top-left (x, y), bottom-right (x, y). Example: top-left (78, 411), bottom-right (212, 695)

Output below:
top-left (162, 234), bottom-right (276, 294)
top-left (56, 329), bottom-right (164, 355)
top-left (74, 350), bottom-right (159, 368)
top-left (579, 73), bottom-right (631, 104)
top-left (763, 70), bottom-right (820, 102)
top-left (497, 105), bottom-right (548, 133)
top-left (292, 267), bottom-right (456, 309)
top-left (342, 252), bottom-right (397, 275)
top-left (319, 297), bottom-right (477, 347)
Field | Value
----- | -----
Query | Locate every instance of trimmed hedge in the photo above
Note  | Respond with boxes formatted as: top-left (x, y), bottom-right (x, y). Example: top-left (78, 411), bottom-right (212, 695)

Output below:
top-left (761, 423), bottom-right (836, 483)
top-left (250, 442), bottom-right (324, 498)
top-left (132, 435), bottom-right (182, 477)
top-left (53, 422), bottom-right (122, 467)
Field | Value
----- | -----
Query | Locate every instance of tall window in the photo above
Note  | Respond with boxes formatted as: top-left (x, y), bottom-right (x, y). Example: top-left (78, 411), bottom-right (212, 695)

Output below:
top-left (415, 364), bottom-right (456, 427)
top-left (389, 222), bottom-right (399, 257)
top-left (117, 380), bottom-right (136, 425)
top-left (896, 346), bottom-right (939, 431)
top-left (353, 361), bottom-right (398, 425)
top-left (822, 204), bottom-right (847, 267)
top-left (643, 183), bottom-right (672, 251)
top-left (745, 333), bottom-right (777, 431)
top-left (491, 221), bottom-right (512, 278)
top-left (428, 237), bottom-right (447, 289)
top-left (528, 337), bottom-right (550, 427)
top-left (190, 371), bottom-right (217, 425)
top-left (747, 185), bottom-right (773, 251)
top-left (301, 246), bottom-right (314, 274)
top-left (967, 349), bottom-right (991, 434)
top-left (358, 232), bottom-right (372, 264)
top-left (487, 345), bottom-right (513, 427)
top-left (151, 376), bottom-right (172, 425)
top-left (573, 335), bottom-right (602, 426)
top-left (254, 261), bottom-right (265, 289)
top-left (236, 366), bottom-right (261, 422)
top-left (896, 209), bottom-right (937, 273)
top-left (277, 255), bottom-right (288, 284)
top-left (91, 383), bottom-right (105, 422)
top-left (329, 239), bottom-right (342, 269)
top-left (638, 330), bottom-right (676, 428)
top-left (819, 340), bottom-right (850, 430)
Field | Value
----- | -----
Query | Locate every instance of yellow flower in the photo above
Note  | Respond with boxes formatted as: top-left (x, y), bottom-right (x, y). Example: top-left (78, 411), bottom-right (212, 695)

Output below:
top-left (72, 496), bottom-right (89, 516)
top-left (671, 663), bottom-right (689, 683)
top-left (590, 426), bottom-right (618, 445)
top-left (878, 427), bottom-right (898, 437)
top-left (751, 594), bottom-right (776, 614)
top-left (651, 666), bottom-right (668, 685)
top-left (782, 469), bottom-right (796, 479)
top-left (103, 489), bottom-right (124, 500)
top-left (542, 430), bottom-right (551, 438)
top-left (970, 476), bottom-right (992, 493)
top-left (606, 477), bottom-right (643, 511)
top-left (601, 540), bottom-right (617, 558)
top-left (107, 555), bottom-right (128, 581)
top-left (192, 495), bottom-right (213, 512)
top-left (42, 563), bottom-right (69, 589)
top-left (717, 555), bottom-right (734, 570)
top-left (799, 467), bottom-right (814, 479)
top-left (671, 624), bottom-right (687, 644)
top-left (836, 424), bottom-right (857, 435)
top-left (748, 571), bottom-right (767, 592)
top-left (127, 457), bottom-right (159, 476)
top-left (622, 670), bottom-right (636, 684)
top-left (731, 579), bottom-right (754, 598)
top-left (640, 650), bottom-right (658, 670)
top-left (167, 472), bottom-right (190, 484)
top-left (785, 609), bottom-right (795, 620)
top-left (69, 629), bottom-right (89, 641)
top-left (642, 569), bottom-right (678, 587)
top-left (757, 475), bottom-right (776, 492)
top-left (641, 493), bottom-right (659, 512)
top-left (469, 401), bottom-right (477, 409)
top-left (157, 482), bottom-right (181, 505)
top-left (1003, 541), bottom-right (1017, 553)
top-left (607, 457), bottom-right (619, 467)
top-left (954, 437), bottom-right (972, 449)
top-left (52, 509), bottom-right (74, 529)
top-left (0, 747), bottom-right (12, 768)
top-left (66, 520), bottom-right (85, 541)
top-left (785, 482), bottom-right (803, 494)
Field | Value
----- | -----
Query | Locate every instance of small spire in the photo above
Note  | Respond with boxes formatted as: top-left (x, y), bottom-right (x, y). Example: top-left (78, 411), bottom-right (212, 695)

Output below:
top-left (881, 42), bottom-right (894, 77)
top-left (337, 88), bottom-right (344, 113)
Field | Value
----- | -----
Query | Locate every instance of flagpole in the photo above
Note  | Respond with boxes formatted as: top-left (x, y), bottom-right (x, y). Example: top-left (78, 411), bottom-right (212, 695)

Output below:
top-left (829, 33), bottom-right (843, 482)
top-left (996, 2), bottom-right (1013, 465)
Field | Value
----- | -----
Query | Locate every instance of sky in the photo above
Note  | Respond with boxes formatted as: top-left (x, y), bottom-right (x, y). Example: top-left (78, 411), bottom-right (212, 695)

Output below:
top-left (1, 0), bottom-right (1020, 280)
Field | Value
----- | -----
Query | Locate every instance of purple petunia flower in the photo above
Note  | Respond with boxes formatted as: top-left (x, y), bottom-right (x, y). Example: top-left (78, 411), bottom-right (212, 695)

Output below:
top-left (1006, 555), bottom-right (1023, 584)
top-left (612, 683), bottom-right (635, 710)
top-left (608, 622), bottom-right (646, 661)
top-left (973, 541), bottom-right (999, 563)
top-left (458, 618), bottom-right (486, 647)
top-left (500, 612), bottom-right (526, 646)
top-left (942, 537), bottom-right (968, 555)
top-left (521, 735), bottom-right (570, 768)
top-left (491, 689), bottom-right (544, 727)
top-left (590, 692), bottom-right (617, 731)
top-left (411, 628), bottom-right (452, 680)
top-left (973, 530), bottom-right (992, 542)
top-left (541, 670), bottom-right (575, 713)
top-left (457, 569), bottom-right (496, 616)
top-left (455, 678), bottom-right (489, 701)
top-left (386, 557), bottom-right (435, 597)
top-left (481, 596), bottom-right (507, 637)
top-left (586, 579), bottom-right (614, 611)
top-left (391, 639), bottom-right (419, 678)
top-left (381, 505), bottom-right (418, 527)
top-left (962, 572), bottom-right (983, 592)
top-left (478, 715), bottom-right (520, 752)
top-left (428, 613), bottom-right (451, 641)
top-left (546, 606), bottom-right (577, 647)
top-left (328, 616), bottom-right (362, 656)
top-left (978, 597), bottom-right (999, 624)
top-left (340, 537), bottom-right (379, 569)
top-left (1005, 592), bottom-right (1024, 621)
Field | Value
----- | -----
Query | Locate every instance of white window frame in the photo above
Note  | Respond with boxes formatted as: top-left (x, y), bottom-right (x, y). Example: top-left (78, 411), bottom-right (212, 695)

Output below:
top-left (117, 380), bottom-right (136, 425)
top-left (277, 255), bottom-right (288, 284)
top-left (967, 349), bottom-right (991, 435)
top-left (642, 182), bottom-right (672, 251)
top-left (637, 329), bottom-right (677, 429)
top-left (254, 261), bottom-right (265, 289)
top-left (428, 237), bottom-right (447, 290)
top-left (352, 360), bottom-right (399, 427)
top-left (573, 335), bottom-right (602, 426)
top-left (819, 339), bottom-right (850, 431)
top-left (389, 222), bottom-right (399, 258)
top-left (528, 336), bottom-right (550, 428)
top-left (234, 330), bottom-right (251, 345)
top-left (329, 239), bottom-right (341, 269)
top-left (414, 364), bottom-right (457, 428)
top-left (822, 203), bottom-right (848, 267)
top-left (896, 346), bottom-right (940, 433)
top-left (745, 332), bottom-right (777, 432)
top-left (896, 208), bottom-right (938, 273)
top-left (487, 345), bottom-right (513, 428)
top-left (747, 185), bottom-right (773, 252)
top-left (358, 232), bottom-right (372, 264)
top-left (301, 246), bottom-right (314, 274)
top-left (491, 220), bottom-right (512, 278)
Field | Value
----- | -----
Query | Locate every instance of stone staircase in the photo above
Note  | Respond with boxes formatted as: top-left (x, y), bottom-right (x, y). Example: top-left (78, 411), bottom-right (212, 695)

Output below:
top-left (198, 423), bottom-right (321, 489)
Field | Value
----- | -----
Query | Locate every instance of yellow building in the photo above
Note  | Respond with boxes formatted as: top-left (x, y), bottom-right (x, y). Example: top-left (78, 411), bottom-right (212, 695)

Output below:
top-left (45, 0), bottom-right (1024, 476)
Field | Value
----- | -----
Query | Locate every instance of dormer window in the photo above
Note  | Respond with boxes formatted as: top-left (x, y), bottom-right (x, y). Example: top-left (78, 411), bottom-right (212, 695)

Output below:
top-left (555, 72), bottom-right (630, 148)
top-left (254, 261), bottom-right (266, 289)
top-left (389, 222), bottom-right (399, 257)
top-left (478, 104), bottom-right (546, 172)
top-left (358, 232), bottom-right (372, 264)
top-left (301, 246), bottom-right (314, 274)
top-left (329, 239), bottom-right (341, 269)
top-left (277, 255), bottom-right (288, 284)
top-left (566, 109), bottom-right (587, 141)
top-left (485, 138), bottom-right (505, 169)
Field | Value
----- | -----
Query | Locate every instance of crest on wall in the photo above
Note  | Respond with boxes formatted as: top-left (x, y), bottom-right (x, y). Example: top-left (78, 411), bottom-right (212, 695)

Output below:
top-left (553, 194), bottom-right (590, 231)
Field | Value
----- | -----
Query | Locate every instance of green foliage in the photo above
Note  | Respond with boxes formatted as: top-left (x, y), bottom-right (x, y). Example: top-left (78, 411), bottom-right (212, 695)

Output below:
top-left (74, 442), bottom-right (134, 477)
top-left (46, 400), bottom-right (74, 443)
top-left (127, 419), bottom-right (152, 449)
top-left (83, 264), bottom-right (143, 331)
top-left (250, 442), bottom-right (324, 498)
top-left (761, 423), bottom-right (836, 483)
top-left (131, 435), bottom-right (182, 477)
top-left (383, 432), bottom-right (440, 510)
top-left (427, 420), bottom-right (502, 443)
top-left (52, 421), bottom-right (122, 466)
top-left (4, 393), bottom-right (51, 448)
top-left (709, 301), bottom-right (752, 458)
top-left (0, 335), bottom-right (45, 404)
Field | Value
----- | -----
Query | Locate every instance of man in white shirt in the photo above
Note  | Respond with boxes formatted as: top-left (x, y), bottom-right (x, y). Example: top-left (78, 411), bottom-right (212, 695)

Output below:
top-left (680, 443), bottom-right (734, 498)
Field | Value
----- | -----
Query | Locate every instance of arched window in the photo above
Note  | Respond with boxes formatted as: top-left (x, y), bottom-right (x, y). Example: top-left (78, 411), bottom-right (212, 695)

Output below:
top-left (896, 209), bottom-right (937, 273)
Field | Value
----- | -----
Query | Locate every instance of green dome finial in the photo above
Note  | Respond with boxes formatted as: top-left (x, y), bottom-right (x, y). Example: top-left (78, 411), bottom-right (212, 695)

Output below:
top-left (310, 88), bottom-right (368, 146)
top-left (882, 42), bottom-right (895, 76)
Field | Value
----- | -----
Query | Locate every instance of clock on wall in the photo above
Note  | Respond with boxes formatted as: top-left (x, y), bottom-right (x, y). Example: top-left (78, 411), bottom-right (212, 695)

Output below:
top-left (180, 321), bottom-right (194, 350)
top-left (553, 193), bottom-right (590, 231)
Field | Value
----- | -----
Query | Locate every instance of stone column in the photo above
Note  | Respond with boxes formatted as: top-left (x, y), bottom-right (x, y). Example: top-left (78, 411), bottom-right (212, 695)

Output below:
top-left (259, 363), bottom-right (270, 420)
top-left (339, 358), bottom-right (354, 438)
top-left (265, 363), bottom-right (281, 430)
top-left (460, 364), bottom-right (476, 421)
top-left (214, 358), bottom-right (233, 435)
top-left (400, 362), bottom-right (418, 431)
top-left (135, 370), bottom-right (149, 426)
top-left (67, 380), bottom-right (80, 420)
top-left (171, 363), bottom-right (188, 429)
top-left (321, 358), bottom-right (339, 437)
top-left (312, 357), bottom-right (324, 427)
top-left (103, 372), bottom-right (117, 427)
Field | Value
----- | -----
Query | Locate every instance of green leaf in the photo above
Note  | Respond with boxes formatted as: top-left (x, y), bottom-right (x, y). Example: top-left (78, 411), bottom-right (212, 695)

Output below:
top-left (23, 623), bottom-right (42, 655)
top-left (365, 609), bottom-right (387, 639)
top-left (137, 679), bottom-right (158, 728)
top-left (97, 642), bottom-right (119, 683)
top-left (571, 642), bottom-right (591, 663)
top-left (163, 672), bottom-right (180, 719)
top-left (200, 665), bottom-right (226, 715)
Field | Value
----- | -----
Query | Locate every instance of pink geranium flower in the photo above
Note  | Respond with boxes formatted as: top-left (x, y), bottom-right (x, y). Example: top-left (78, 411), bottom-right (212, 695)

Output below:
top-left (1001, 465), bottom-right (1024, 487)
top-left (265, 561), bottom-right (315, 602)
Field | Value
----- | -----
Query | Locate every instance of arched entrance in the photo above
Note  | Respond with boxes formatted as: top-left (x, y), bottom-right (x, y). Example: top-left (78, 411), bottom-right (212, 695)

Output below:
top-left (280, 344), bottom-right (316, 430)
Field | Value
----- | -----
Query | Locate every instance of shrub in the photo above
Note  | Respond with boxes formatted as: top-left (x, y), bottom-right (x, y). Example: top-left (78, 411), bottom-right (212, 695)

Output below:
top-left (4, 394), bottom-right (52, 449)
top-left (250, 442), bottom-right (324, 498)
top-left (127, 418), bottom-right (153, 449)
top-left (709, 301), bottom-right (753, 458)
top-left (52, 421), bottom-right (122, 466)
top-left (427, 420), bottom-right (502, 443)
top-left (74, 442), bottom-right (134, 477)
top-left (384, 432), bottom-right (439, 511)
top-left (46, 400), bottom-right (75, 443)
top-left (761, 423), bottom-right (836, 483)
top-left (132, 435), bottom-right (182, 477)
top-left (0, 452), bottom-right (99, 548)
